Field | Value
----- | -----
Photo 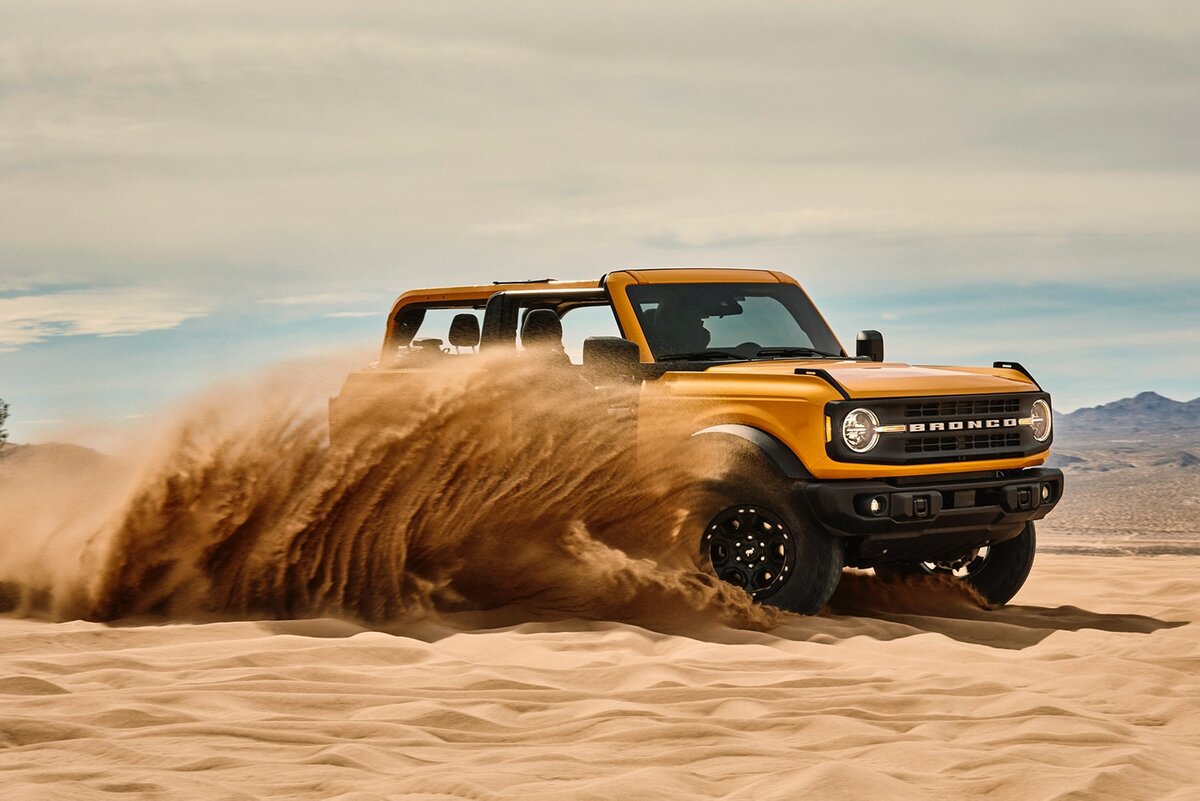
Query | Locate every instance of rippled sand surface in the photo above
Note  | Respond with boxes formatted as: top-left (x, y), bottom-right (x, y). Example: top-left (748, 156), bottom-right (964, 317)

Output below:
top-left (1, 554), bottom-right (1196, 800)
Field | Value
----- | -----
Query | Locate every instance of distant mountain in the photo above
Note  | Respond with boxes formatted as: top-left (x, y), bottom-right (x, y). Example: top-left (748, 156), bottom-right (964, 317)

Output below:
top-left (0, 441), bottom-right (113, 477)
top-left (1057, 391), bottom-right (1200, 434)
top-left (1051, 392), bottom-right (1200, 471)
top-left (1148, 451), bottom-right (1200, 468)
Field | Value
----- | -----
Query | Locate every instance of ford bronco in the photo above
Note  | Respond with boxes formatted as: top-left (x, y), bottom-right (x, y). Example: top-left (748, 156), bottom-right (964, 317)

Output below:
top-left (330, 269), bottom-right (1062, 614)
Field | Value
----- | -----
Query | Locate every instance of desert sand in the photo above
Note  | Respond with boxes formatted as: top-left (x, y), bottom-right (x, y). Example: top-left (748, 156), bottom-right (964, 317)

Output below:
top-left (2, 553), bottom-right (1197, 800)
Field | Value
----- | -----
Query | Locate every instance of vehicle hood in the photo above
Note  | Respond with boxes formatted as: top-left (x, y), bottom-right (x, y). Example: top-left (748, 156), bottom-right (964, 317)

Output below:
top-left (700, 359), bottom-right (1038, 398)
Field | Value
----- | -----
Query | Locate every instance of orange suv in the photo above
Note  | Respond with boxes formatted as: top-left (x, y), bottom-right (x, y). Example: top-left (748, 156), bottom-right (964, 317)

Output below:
top-left (330, 269), bottom-right (1062, 614)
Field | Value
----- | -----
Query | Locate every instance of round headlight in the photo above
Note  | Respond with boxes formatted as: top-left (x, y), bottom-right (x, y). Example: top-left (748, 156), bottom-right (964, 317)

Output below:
top-left (842, 408), bottom-right (880, 453)
top-left (1029, 399), bottom-right (1052, 442)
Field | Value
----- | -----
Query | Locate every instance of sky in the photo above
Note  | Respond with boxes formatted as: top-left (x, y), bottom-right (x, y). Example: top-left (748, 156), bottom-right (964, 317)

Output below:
top-left (1, 1), bottom-right (1198, 444)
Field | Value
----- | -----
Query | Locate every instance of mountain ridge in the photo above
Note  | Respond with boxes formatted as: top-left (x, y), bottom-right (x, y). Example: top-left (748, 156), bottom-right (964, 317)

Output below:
top-left (1050, 391), bottom-right (1199, 473)
top-left (1058, 391), bottom-right (1200, 434)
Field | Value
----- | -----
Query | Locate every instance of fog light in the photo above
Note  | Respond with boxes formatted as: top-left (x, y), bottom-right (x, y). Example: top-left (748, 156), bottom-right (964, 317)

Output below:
top-left (1041, 484), bottom-right (1051, 502)
top-left (868, 495), bottom-right (888, 516)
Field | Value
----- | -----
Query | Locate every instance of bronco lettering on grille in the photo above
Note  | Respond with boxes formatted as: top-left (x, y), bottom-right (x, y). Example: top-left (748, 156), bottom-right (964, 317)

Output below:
top-left (906, 418), bottom-right (1020, 433)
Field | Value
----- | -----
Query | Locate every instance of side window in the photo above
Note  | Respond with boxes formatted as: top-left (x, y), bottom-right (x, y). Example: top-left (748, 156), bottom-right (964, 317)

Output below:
top-left (559, 304), bottom-right (621, 364)
top-left (405, 308), bottom-right (483, 354)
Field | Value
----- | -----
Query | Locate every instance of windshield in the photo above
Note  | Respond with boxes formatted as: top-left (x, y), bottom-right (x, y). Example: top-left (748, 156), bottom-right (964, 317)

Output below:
top-left (626, 282), bottom-right (844, 361)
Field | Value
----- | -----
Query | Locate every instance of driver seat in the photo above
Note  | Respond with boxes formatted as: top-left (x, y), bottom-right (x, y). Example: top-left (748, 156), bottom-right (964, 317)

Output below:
top-left (520, 309), bottom-right (571, 366)
top-left (653, 301), bottom-right (710, 355)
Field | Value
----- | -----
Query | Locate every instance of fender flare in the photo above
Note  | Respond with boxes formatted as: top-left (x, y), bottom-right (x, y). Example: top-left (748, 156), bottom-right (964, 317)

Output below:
top-left (690, 424), bottom-right (813, 479)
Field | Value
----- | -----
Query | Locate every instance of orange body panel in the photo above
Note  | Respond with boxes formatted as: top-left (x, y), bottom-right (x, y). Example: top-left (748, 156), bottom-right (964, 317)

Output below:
top-left (637, 367), bottom-right (1047, 480)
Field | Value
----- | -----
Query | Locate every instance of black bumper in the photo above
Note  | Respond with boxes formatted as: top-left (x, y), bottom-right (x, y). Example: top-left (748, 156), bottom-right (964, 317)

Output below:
top-left (799, 468), bottom-right (1063, 563)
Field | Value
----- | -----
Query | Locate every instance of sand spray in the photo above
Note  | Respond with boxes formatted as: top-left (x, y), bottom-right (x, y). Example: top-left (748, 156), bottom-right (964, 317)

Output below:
top-left (0, 351), bottom-right (984, 630)
top-left (0, 353), bottom-right (782, 629)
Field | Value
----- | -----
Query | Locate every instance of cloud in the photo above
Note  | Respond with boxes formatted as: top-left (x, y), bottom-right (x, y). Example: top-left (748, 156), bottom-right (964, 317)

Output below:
top-left (257, 292), bottom-right (385, 321)
top-left (0, 2), bottom-right (1195, 291)
top-left (258, 292), bottom-right (376, 306)
top-left (0, 287), bottom-right (209, 351)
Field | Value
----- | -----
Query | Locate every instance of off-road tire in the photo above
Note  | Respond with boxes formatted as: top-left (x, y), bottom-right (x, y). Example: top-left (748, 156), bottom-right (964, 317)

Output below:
top-left (962, 522), bottom-right (1037, 606)
top-left (686, 453), bottom-right (843, 615)
top-left (877, 522), bottom-right (1037, 607)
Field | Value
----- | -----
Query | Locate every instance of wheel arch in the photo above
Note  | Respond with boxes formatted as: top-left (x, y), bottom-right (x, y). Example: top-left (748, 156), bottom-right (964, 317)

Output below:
top-left (690, 424), bottom-right (814, 479)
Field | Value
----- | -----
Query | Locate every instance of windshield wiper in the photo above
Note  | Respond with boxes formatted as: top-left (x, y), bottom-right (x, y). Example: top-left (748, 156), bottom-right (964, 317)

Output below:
top-left (755, 346), bottom-right (845, 359)
top-left (656, 350), bottom-right (743, 362)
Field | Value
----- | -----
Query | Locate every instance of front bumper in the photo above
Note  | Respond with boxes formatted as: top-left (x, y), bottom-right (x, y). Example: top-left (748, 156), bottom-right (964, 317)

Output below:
top-left (799, 467), bottom-right (1063, 563)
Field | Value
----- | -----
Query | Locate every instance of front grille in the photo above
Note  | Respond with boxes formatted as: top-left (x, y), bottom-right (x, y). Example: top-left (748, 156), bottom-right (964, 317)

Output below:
top-left (904, 397), bottom-right (1021, 418)
top-left (826, 391), bottom-right (1051, 465)
top-left (904, 432), bottom-right (1021, 455)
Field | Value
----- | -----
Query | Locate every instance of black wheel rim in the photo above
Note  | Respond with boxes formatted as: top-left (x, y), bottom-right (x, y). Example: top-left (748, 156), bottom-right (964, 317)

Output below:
top-left (702, 506), bottom-right (794, 598)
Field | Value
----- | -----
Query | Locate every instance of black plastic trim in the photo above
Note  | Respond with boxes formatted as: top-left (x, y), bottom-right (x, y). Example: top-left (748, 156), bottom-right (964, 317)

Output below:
top-left (794, 368), bottom-right (851, 400)
top-left (691, 424), bottom-right (814, 479)
top-left (992, 361), bottom-right (1042, 391)
top-left (798, 467), bottom-right (1064, 543)
top-left (824, 391), bottom-right (1052, 465)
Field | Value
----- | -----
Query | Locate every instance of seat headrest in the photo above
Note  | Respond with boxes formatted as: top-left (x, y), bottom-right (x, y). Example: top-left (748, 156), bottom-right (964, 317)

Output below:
top-left (448, 313), bottom-right (481, 347)
top-left (521, 308), bottom-right (563, 347)
top-left (653, 301), bottom-right (710, 353)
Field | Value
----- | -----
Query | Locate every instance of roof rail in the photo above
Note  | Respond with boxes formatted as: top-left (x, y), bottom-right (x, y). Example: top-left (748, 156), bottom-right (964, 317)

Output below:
top-left (492, 278), bottom-right (555, 285)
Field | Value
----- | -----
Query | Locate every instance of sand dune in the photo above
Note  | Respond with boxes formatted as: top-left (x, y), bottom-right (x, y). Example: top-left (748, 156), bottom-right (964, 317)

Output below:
top-left (2, 554), bottom-right (1196, 800)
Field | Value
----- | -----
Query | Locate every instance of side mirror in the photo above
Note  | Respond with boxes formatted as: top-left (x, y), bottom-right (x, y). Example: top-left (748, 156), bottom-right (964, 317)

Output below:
top-left (583, 336), bottom-right (642, 382)
top-left (856, 330), bottom-right (884, 362)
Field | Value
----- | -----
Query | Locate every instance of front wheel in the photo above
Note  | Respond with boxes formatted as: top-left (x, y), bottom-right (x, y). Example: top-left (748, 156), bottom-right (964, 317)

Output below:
top-left (878, 522), bottom-right (1037, 606)
top-left (688, 466), bottom-right (843, 615)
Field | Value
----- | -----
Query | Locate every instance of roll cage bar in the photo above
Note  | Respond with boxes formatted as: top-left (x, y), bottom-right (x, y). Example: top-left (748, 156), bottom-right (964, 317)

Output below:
top-left (479, 287), bottom-right (615, 350)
